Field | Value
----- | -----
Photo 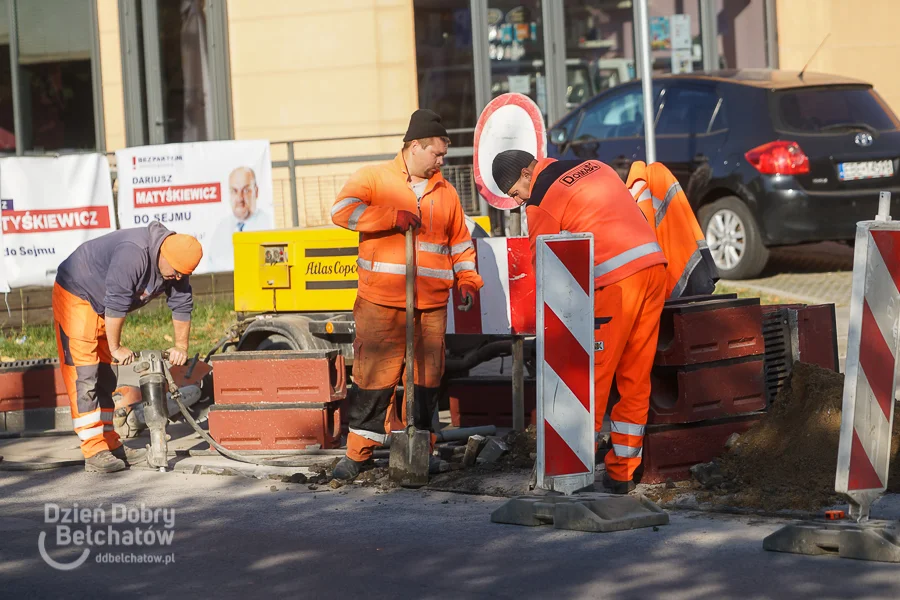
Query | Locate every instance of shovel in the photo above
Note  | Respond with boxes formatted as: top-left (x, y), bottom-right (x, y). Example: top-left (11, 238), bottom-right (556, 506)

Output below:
top-left (389, 227), bottom-right (430, 488)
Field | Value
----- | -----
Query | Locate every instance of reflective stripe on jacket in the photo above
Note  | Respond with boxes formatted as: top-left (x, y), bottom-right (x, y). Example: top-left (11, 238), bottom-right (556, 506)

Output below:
top-left (524, 158), bottom-right (667, 288)
top-left (332, 153), bottom-right (483, 309)
top-left (626, 161), bottom-right (719, 299)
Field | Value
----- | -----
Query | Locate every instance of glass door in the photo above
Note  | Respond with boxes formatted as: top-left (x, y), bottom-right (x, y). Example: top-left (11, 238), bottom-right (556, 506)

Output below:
top-left (486, 1), bottom-right (548, 120)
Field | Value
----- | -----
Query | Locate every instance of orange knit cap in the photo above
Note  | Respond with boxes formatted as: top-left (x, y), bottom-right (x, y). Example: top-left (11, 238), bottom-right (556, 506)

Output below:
top-left (160, 234), bottom-right (203, 275)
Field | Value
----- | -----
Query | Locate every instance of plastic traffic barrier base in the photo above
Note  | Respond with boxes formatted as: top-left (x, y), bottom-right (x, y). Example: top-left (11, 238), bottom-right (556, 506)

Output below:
top-left (491, 492), bottom-right (669, 533)
top-left (764, 520), bottom-right (900, 563)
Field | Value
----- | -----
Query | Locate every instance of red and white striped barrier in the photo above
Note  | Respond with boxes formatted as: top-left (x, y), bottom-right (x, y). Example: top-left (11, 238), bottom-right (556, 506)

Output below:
top-left (447, 237), bottom-right (536, 336)
top-left (534, 233), bottom-right (595, 494)
top-left (836, 192), bottom-right (900, 521)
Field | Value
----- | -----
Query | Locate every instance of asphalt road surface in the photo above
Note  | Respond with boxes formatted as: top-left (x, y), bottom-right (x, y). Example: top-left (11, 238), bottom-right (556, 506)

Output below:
top-left (1, 468), bottom-right (898, 599)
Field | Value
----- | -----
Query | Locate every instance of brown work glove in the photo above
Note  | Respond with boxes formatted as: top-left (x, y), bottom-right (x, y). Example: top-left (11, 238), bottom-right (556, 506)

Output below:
top-left (457, 284), bottom-right (477, 312)
top-left (395, 210), bottom-right (422, 232)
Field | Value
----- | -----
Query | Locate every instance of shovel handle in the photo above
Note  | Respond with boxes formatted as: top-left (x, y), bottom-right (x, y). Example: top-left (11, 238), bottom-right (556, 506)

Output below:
top-left (405, 228), bottom-right (415, 430)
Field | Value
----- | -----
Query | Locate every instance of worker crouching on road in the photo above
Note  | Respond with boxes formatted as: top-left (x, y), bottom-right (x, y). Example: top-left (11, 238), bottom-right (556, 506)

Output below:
top-left (53, 222), bottom-right (202, 473)
top-left (493, 150), bottom-right (667, 494)
top-left (331, 109), bottom-right (484, 480)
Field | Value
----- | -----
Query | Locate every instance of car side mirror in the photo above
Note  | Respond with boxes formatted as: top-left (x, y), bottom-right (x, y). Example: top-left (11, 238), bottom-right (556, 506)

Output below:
top-left (550, 127), bottom-right (569, 145)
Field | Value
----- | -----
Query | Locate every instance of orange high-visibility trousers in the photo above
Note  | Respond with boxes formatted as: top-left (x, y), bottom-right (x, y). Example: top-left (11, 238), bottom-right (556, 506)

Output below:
top-left (593, 264), bottom-right (666, 482)
top-left (52, 284), bottom-right (122, 458)
top-left (346, 297), bottom-right (445, 462)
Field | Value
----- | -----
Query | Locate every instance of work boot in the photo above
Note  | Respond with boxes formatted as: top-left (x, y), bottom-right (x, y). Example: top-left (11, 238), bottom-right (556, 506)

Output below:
top-left (111, 444), bottom-right (148, 466)
top-left (429, 455), bottom-right (447, 474)
top-left (84, 451), bottom-right (127, 474)
top-left (602, 472), bottom-right (636, 495)
top-left (332, 456), bottom-right (373, 481)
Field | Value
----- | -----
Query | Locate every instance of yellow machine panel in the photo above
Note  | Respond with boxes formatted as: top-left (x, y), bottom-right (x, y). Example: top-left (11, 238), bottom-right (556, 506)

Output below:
top-left (234, 226), bottom-right (360, 313)
top-left (233, 216), bottom-right (493, 314)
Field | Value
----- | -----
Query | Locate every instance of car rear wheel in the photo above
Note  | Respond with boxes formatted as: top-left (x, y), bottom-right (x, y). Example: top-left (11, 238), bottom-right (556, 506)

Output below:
top-left (698, 197), bottom-right (769, 280)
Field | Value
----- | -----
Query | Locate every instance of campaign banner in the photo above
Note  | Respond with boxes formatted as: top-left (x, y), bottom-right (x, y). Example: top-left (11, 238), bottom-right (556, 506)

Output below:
top-left (1, 154), bottom-right (116, 288)
top-left (0, 218), bottom-right (7, 292)
top-left (116, 140), bottom-right (274, 274)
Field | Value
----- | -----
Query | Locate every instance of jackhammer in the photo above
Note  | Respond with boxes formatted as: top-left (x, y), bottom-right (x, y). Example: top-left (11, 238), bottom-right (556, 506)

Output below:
top-left (133, 350), bottom-right (184, 472)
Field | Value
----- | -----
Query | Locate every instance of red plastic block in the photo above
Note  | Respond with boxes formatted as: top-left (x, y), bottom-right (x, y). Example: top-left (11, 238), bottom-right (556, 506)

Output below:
top-left (639, 413), bottom-right (763, 484)
top-left (208, 402), bottom-right (342, 450)
top-left (0, 360), bottom-right (69, 412)
top-left (796, 304), bottom-right (839, 372)
top-left (649, 357), bottom-right (767, 425)
top-left (211, 350), bottom-right (346, 405)
top-left (448, 377), bottom-right (536, 428)
top-left (656, 298), bottom-right (764, 366)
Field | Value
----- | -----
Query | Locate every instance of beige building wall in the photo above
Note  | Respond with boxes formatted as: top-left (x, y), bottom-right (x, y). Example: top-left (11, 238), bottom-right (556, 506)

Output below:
top-left (96, 0), bottom-right (126, 153)
top-left (776, 0), bottom-right (900, 113)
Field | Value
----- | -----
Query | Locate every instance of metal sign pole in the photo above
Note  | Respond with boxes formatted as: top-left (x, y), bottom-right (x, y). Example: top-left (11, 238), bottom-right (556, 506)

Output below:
top-left (634, 0), bottom-right (656, 164)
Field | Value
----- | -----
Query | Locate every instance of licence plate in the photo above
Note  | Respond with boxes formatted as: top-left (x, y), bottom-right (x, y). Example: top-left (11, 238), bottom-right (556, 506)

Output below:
top-left (838, 159), bottom-right (895, 181)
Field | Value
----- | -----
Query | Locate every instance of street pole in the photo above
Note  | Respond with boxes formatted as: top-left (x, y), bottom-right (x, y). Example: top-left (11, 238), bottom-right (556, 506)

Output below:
top-left (634, 0), bottom-right (656, 164)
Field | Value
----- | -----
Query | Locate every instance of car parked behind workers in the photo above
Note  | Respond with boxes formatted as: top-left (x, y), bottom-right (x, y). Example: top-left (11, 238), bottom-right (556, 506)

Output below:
top-left (547, 69), bottom-right (900, 279)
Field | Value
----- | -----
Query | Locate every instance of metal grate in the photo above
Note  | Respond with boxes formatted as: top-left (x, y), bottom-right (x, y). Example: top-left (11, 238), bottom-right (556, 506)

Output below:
top-left (441, 164), bottom-right (480, 216)
top-left (0, 357), bottom-right (60, 371)
top-left (762, 307), bottom-right (792, 404)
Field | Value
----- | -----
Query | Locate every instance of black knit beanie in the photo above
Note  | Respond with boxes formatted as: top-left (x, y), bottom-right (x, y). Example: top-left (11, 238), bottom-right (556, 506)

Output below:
top-left (404, 109), bottom-right (448, 142)
top-left (492, 150), bottom-right (536, 194)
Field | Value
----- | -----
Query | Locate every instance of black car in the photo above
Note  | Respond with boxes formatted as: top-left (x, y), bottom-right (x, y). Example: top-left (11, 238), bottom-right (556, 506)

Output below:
top-left (547, 69), bottom-right (900, 279)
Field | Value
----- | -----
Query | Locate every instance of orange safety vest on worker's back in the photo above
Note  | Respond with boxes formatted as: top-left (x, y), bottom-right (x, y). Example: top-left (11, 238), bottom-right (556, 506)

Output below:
top-left (626, 161), bottom-right (718, 299)
top-left (332, 153), bottom-right (483, 310)
top-left (525, 158), bottom-right (667, 288)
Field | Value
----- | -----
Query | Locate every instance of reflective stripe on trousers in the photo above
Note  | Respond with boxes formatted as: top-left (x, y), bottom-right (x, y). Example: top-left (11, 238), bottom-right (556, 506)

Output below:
top-left (612, 443), bottom-right (643, 458)
top-left (349, 428), bottom-right (390, 445)
top-left (593, 242), bottom-right (663, 279)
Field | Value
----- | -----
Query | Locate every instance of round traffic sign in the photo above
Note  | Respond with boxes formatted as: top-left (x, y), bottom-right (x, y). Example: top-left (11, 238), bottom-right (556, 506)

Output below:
top-left (473, 93), bottom-right (547, 210)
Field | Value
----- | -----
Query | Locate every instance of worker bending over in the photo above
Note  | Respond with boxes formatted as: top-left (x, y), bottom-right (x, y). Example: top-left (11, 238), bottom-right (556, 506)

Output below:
top-left (493, 150), bottom-right (666, 493)
top-left (331, 109), bottom-right (484, 480)
top-left (627, 161), bottom-right (718, 298)
top-left (53, 222), bottom-right (203, 473)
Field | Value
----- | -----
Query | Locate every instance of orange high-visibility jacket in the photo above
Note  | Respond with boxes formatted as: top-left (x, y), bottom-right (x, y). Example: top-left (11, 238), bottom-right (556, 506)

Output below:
top-left (525, 158), bottom-right (667, 288)
top-left (332, 153), bottom-right (483, 309)
top-left (626, 161), bottom-right (719, 299)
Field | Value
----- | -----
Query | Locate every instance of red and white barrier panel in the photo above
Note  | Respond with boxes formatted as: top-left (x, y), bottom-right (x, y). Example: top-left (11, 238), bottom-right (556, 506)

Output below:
top-left (534, 233), bottom-right (595, 495)
top-left (836, 193), bottom-right (900, 521)
top-left (447, 237), bottom-right (536, 335)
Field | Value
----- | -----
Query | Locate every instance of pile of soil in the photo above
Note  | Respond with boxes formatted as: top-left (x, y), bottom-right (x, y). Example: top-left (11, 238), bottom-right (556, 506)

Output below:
top-left (647, 362), bottom-right (900, 512)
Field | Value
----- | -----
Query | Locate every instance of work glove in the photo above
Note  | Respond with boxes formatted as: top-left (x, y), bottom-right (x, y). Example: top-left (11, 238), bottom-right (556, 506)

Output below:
top-left (457, 284), bottom-right (477, 312)
top-left (395, 210), bottom-right (422, 232)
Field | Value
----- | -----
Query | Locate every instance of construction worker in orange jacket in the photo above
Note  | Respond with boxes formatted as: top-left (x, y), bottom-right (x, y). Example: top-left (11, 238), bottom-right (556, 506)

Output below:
top-left (331, 109), bottom-right (484, 480)
top-left (626, 161), bottom-right (718, 298)
top-left (492, 150), bottom-right (667, 493)
top-left (53, 223), bottom-right (203, 473)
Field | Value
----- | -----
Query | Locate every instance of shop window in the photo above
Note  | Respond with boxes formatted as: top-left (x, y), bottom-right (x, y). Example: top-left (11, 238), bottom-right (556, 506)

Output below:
top-left (14, 0), bottom-right (97, 152)
top-left (413, 0), bottom-right (476, 148)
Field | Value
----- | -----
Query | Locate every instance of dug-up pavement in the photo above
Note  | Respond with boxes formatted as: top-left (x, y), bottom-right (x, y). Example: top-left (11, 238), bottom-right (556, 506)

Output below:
top-left (3, 419), bottom-right (900, 598)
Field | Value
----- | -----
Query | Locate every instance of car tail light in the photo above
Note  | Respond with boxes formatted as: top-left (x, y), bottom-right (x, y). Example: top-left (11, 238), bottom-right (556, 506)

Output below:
top-left (745, 141), bottom-right (810, 175)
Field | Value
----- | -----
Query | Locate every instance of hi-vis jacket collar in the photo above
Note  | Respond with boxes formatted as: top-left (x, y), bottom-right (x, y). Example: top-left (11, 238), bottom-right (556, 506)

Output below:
top-left (394, 152), bottom-right (445, 196)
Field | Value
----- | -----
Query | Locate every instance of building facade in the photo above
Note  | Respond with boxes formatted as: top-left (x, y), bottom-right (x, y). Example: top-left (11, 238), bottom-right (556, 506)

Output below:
top-left (0, 0), bottom-right (893, 224)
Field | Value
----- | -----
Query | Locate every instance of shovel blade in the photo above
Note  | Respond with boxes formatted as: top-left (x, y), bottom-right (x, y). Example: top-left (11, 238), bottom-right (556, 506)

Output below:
top-left (389, 429), bottom-right (430, 488)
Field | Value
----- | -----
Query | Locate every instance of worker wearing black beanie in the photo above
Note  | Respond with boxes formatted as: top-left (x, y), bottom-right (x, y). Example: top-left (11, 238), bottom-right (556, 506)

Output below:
top-left (404, 109), bottom-right (449, 142)
top-left (492, 149), bottom-right (537, 199)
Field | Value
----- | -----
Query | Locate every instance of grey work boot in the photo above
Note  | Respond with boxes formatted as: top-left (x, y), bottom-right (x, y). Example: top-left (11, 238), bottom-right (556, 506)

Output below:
top-left (332, 456), bottom-right (373, 481)
top-left (602, 472), bottom-right (636, 495)
top-left (111, 444), bottom-right (148, 466)
top-left (84, 450), bottom-right (127, 474)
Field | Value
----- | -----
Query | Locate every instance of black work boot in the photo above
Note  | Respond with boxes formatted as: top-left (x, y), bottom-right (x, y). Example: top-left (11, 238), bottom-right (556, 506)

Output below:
top-left (602, 472), bottom-right (636, 495)
top-left (111, 444), bottom-right (148, 466)
top-left (332, 456), bottom-right (373, 481)
top-left (84, 450), bottom-right (127, 474)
